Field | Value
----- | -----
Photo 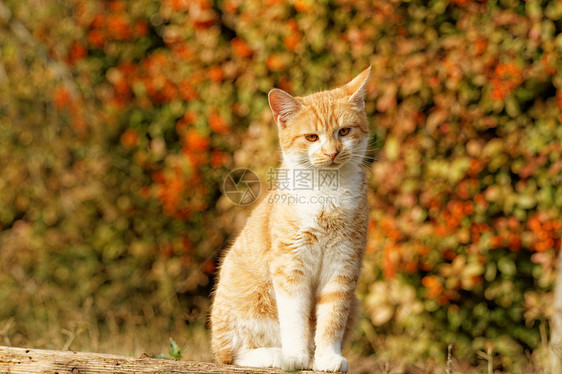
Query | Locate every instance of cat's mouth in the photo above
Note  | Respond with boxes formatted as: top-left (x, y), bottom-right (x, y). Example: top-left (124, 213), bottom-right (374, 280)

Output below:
top-left (309, 152), bottom-right (351, 168)
top-left (320, 154), bottom-right (352, 168)
top-left (313, 159), bottom-right (344, 168)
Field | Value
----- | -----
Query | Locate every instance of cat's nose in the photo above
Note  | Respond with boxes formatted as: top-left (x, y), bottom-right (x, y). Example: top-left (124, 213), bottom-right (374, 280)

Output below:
top-left (326, 151), bottom-right (339, 160)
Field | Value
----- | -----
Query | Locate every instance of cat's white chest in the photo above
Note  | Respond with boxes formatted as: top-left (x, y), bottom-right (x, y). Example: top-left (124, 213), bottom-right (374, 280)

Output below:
top-left (289, 165), bottom-right (364, 238)
top-left (287, 167), bottom-right (365, 289)
top-left (293, 188), bottom-right (348, 229)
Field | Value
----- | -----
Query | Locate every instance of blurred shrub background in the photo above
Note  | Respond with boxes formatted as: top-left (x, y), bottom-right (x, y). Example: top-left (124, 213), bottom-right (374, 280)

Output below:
top-left (0, 0), bottom-right (561, 371)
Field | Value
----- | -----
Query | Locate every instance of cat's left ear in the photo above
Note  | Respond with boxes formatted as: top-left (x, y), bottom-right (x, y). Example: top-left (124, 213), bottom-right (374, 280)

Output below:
top-left (344, 66), bottom-right (371, 110)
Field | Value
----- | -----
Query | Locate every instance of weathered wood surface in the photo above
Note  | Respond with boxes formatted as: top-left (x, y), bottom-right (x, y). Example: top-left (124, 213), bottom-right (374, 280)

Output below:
top-left (0, 346), bottom-right (324, 374)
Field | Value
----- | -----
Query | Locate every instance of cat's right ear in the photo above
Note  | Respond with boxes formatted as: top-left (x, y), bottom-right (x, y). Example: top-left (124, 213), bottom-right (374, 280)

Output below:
top-left (268, 89), bottom-right (303, 128)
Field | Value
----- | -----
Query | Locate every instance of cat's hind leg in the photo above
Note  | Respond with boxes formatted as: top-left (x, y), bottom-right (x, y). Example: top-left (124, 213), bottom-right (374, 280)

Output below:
top-left (210, 299), bottom-right (237, 364)
top-left (232, 317), bottom-right (283, 368)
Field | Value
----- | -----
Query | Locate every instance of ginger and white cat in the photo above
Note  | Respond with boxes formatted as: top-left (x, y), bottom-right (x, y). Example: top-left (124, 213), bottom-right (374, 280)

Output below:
top-left (210, 67), bottom-right (371, 372)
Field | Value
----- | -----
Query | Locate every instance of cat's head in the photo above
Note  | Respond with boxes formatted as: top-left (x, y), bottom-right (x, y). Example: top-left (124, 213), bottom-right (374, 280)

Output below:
top-left (268, 67), bottom-right (370, 169)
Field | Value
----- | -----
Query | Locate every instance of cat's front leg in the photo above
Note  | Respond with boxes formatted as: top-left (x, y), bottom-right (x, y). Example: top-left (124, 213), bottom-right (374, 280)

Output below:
top-left (271, 255), bottom-right (312, 370)
top-left (313, 261), bottom-right (359, 372)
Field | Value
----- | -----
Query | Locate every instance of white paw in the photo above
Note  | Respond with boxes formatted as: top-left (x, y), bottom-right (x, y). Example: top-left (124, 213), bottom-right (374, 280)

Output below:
top-left (314, 353), bottom-right (348, 372)
top-left (281, 350), bottom-right (312, 371)
top-left (235, 347), bottom-right (283, 368)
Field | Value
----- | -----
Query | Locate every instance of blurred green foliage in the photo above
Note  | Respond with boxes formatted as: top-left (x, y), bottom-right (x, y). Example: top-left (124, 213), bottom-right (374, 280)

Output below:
top-left (0, 0), bottom-right (561, 371)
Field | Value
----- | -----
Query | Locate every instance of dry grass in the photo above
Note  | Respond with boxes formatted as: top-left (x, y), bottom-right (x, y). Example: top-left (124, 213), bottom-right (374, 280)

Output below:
top-left (2, 315), bottom-right (551, 374)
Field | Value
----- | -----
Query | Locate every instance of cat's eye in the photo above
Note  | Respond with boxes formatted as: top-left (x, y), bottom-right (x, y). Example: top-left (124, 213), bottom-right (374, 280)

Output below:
top-left (305, 134), bottom-right (319, 142)
top-left (339, 127), bottom-right (351, 136)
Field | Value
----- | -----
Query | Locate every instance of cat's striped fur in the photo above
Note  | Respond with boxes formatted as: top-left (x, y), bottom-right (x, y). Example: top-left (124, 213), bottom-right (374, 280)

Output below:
top-left (210, 67), bottom-right (371, 372)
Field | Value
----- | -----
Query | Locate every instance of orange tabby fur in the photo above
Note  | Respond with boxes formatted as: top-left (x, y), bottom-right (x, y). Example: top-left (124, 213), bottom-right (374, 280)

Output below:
top-left (210, 67), bottom-right (371, 372)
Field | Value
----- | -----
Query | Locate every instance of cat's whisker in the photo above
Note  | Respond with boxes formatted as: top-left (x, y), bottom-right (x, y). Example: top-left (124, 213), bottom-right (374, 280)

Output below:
top-left (355, 146), bottom-right (383, 156)
top-left (356, 143), bottom-right (383, 152)
top-left (354, 150), bottom-right (381, 159)
top-left (345, 155), bottom-right (382, 172)
top-left (295, 159), bottom-right (315, 170)
top-left (347, 158), bottom-right (374, 170)
top-left (367, 137), bottom-right (385, 146)
top-left (349, 151), bottom-right (376, 160)
top-left (360, 155), bottom-right (385, 162)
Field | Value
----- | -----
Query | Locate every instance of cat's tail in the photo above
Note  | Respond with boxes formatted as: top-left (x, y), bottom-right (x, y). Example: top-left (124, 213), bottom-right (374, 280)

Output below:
top-left (210, 302), bottom-right (236, 364)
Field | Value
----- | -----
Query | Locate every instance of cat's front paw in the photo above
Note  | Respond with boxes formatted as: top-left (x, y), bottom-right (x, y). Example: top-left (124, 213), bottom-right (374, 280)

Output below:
top-left (313, 353), bottom-right (348, 373)
top-left (281, 350), bottom-right (311, 371)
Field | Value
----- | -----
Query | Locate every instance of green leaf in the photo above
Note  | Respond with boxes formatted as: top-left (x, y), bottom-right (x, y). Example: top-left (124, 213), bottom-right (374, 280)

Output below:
top-left (169, 337), bottom-right (183, 360)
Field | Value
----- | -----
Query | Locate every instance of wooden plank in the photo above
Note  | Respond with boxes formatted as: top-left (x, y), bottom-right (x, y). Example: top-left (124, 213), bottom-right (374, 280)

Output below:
top-left (0, 346), bottom-right (321, 374)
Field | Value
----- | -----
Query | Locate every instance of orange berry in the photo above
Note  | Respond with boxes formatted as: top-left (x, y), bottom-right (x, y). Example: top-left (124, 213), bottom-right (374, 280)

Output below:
top-left (121, 129), bottom-right (139, 147)
top-left (231, 37), bottom-right (252, 58)
top-left (266, 54), bottom-right (286, 71)
top-left (184, 129), bottom-right (210, 152)
top-left (208, 113), bottom-right (230, 135)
